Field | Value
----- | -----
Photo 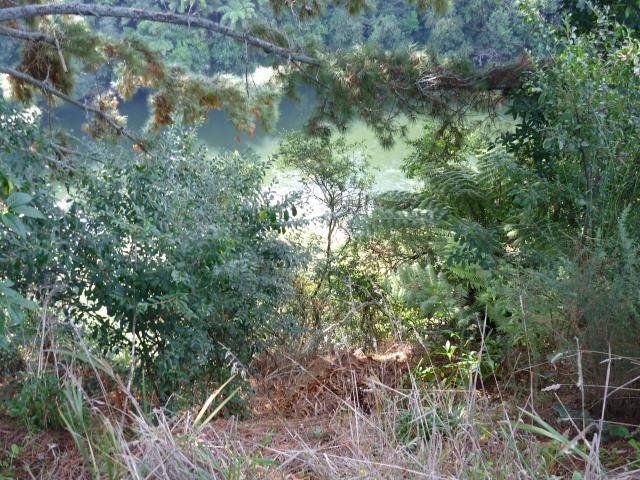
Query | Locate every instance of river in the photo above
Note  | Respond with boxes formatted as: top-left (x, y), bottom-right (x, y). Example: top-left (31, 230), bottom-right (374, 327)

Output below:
top-left (55, 87), bottom-right (421, 196)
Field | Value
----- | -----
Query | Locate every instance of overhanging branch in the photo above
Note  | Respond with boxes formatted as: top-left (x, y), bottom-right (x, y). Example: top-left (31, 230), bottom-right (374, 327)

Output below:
top-left (416, 56), bottom-right (532, 95)
top-left (0, 3), bottom-right (320, 66)
top-left (0, 25), bottom-right (55, 43)
top-left (0, 65), bottom-right (144, 150)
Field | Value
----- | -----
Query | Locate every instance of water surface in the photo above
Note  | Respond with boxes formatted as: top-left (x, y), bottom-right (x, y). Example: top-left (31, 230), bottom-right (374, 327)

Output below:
top-left (55, 88), bottom-right (420, 194)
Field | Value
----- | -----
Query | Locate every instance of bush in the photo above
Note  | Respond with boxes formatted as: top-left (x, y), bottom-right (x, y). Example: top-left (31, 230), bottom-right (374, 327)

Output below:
top-left (7, 374), bottom-right (65, 431)
top-left (0, 118), bottom-right (305, 405)
top-left (66, 134), bottom-right (303, 402)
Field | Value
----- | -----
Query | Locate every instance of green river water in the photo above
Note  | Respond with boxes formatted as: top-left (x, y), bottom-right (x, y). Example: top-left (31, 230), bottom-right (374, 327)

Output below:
top-left (56, 87), bottom-right (421, 196)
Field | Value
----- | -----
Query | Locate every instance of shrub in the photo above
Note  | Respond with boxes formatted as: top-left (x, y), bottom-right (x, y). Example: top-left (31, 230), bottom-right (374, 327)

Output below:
top-left (0, 117), bottom-right (305, 405)
top-left (7, 374), bottom-right (64, 431)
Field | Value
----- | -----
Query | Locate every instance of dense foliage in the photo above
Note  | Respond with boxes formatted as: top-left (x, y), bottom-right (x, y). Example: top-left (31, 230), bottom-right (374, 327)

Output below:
top-left (0, 102), bottom-right (303, 402)
top-left (359, 12), bottom-right (640, 412)
top-left (69, 0), bottom-right (531, 74)
top-left (1, 3), bottom-right (640, 470)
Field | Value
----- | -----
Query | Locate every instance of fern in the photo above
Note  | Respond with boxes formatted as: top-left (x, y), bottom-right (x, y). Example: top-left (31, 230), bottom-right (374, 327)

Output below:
top-left (363, 126), bottom-right (566, 336)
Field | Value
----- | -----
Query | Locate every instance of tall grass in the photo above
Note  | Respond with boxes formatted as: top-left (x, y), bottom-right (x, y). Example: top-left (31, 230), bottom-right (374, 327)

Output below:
top-left (5, 316), bottom-right (639, 480)
top-left (40, 342), bottom-right (639, 480)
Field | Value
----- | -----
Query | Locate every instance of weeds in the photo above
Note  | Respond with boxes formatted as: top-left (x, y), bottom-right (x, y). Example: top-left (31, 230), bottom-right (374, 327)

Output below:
top-left (2, 329), bottom-right (640, 479)
top-left (44, 358), bottom-right (640, 478)
top-left (7, 373), bottom-right (64, 431)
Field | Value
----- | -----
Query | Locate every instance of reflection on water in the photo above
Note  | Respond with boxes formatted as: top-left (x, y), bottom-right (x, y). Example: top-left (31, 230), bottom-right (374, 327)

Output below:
top-left (53, 86), bottom-right (423, 246)
top-left (54, 87), bottom-right (419, 195)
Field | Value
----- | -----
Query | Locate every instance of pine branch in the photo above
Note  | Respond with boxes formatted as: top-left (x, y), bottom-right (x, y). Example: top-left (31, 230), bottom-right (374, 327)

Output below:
top-left (416, 55), bottom-right (532, 94)
top-left (0, 25), bottom-right (54, 43)
top-left (0, 65), bottom-right (145, 151)
top-left (0, 3), bottom-right (320, 66)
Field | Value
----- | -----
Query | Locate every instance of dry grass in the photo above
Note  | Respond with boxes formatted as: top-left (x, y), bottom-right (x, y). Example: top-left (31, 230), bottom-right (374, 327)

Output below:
top-left (83, 373), bottom-right (639, 479)
top-left (3, 337), bottom-right (640, 479)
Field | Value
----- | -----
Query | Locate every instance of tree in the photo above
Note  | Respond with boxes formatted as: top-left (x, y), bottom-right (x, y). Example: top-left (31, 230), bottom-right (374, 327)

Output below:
top-left (0, 1), bottom-right (318, 150)
top-left (217, 0), bottom-right (258, 30)
top-left (276, 133), bottom-right (373, 260)
top-left (0, 0), bottom-right (532, 151)
top-left (275, 133), bottom-right (375, 348)
top-left (563, 0), bottom-right (640, 33)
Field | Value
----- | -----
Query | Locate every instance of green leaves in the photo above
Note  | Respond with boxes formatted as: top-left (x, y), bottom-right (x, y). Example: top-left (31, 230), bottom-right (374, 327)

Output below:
top-left (6, 192), bottom-right (32, 209)
top-left (516, 409), bottom-right (589, 461)
top-left (0, 279), bottom-right (37, 346)
top-left (0, 187), bottom-right (45, 339)
top-left (276, 132), bottom-right (373, 229)
top-left (258, 204), bottom-right (298, 234)
top-left (1, 191), bottom-right (45, 237)
top-left (216, 0), bottom-right (257, 30)
top-left (193, 375), bottom-right (240, 430)
top-left (1, 214), bottom-right (27, 238)
top-left (12, 205), bottom-right (45, 220)
top-left (0, 173), bottom-right (13, 197)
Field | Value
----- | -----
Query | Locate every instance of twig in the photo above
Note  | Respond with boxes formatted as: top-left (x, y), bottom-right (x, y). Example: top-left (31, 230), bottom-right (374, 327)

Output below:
top-left (53, 31), bottom-right (68, 73)
top-left (0, 65), bottom-right (146, 151)
top-left (0, 25), bottom-right (55, 43)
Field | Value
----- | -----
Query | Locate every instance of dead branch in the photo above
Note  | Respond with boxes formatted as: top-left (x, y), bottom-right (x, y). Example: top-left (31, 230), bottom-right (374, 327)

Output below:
top-left (416, 55), bottom-right (533, 95)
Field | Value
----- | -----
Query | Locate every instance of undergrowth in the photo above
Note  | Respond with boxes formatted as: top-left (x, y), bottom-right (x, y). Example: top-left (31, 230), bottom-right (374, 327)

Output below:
top-left (2, 332), bottom-right (639, 479)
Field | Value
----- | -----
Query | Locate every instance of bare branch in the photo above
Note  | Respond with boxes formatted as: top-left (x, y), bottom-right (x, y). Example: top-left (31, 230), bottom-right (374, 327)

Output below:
top-left (0, 25), bottom-right (54, 43)
top-left (0, 3), bottom-right (320, 66)
top-left (0, 65), bottom-right (145, 150)
top-left (53, 31), bottom-right (68, 73)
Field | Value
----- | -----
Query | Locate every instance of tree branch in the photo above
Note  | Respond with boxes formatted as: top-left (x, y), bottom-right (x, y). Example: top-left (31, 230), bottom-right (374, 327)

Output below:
top-left (0, 3), bottom-right (320, 66)
top-left (0, 25), bottom-right (54, 43)
top-left (416, 56), bottom-right (532, 94)
top-left (0, 65), bottom-right (145, 151)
